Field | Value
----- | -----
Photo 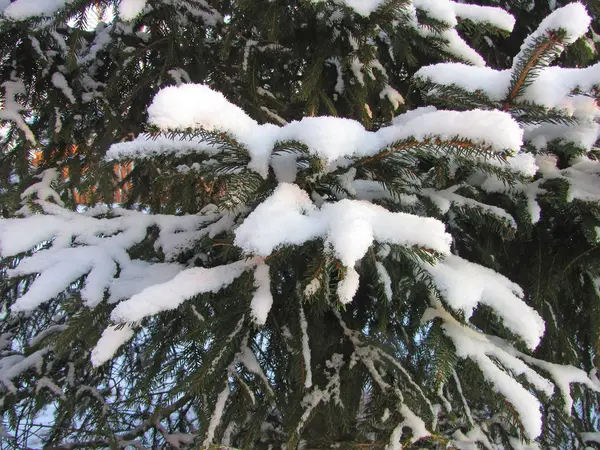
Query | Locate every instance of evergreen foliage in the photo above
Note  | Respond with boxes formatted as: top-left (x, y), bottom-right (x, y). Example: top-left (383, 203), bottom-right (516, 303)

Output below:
top-left (0, 1), bottom-right (600, 449)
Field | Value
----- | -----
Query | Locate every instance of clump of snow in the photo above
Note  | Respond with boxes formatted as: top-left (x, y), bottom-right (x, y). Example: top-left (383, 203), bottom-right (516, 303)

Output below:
top-left (90, 325), bottom-right (134, 367)
top-left (0, 348), bottom-right (49, 393)
top-left (148, 84), bottom-right (258, 141)
top-left (3, 0), bottom-right (70, 19)
top-left (387, 404), bottom-right (431, 449)
top-left (513, 2), bottom-right (591, 70)
top-left (304, 278), bottom-right (321, 297)
top-left (51, 72), bottom-right (76, 104)
top-left (377, 109), bottom-right (523, 154)
top-left (250, 264), bottom-right (273, 326)
top-left (375, 262), bottom-right (393, 300)
top-left (313, 0), bottom-right (385, 17)
top-left (415, 63), bottom-right (512, 102)
top-left (202, 382), bottom-right (230, 448)
top-left (106, 134), bottom-right (221, 161)
top-left (299, 304), bottom-right (313, 388)
top-left (423, 304), bottom-right (550, 440)
top-left (380, 86), bottom-right (404, 109)
top-left (110, 259), bottom-right (258, 323)
top-left (234, 183), bottom-right (451, 304)
top-left (425, 255), bottom-right (545, 350)
top-left (450, 1), bottom-right (515, 31)
top-left (0, 196), bottom-right (224, 312)
top-left (416, 4), bottom-right (595, 118)
top-left (21, 169), bottom-right (64, 206)
top-left (235, 183), bottom-right (452, 263)
top-left (0, 79), bottom-right (36, 144)
top-left (496, 338), bottom-right (600, 415)
top-left (118, 0), bottom-right (147, 21)
top-left (108, 260), bottom-right (183, 302)
top-left (422, 185), bottom-right (517, 228)
top-left (144, 84), bottom-right (526, 179)
top-left (337, 266), bottom-right (361, 304)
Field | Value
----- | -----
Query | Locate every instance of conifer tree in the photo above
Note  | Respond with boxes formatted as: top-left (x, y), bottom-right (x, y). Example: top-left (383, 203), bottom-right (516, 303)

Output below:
top-left (1, 1), bottom-right (600, 449)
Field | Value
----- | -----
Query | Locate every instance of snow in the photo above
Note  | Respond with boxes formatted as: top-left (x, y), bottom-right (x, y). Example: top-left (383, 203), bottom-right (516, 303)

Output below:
top-left (381, 109), bottom-right (523, 153)
top-left (203, 382), bottom-right (230, 448)
top-left (299, 304), bottom-right (313, 388)
top-left (233, 183), bottom-right (318, 254)
top-left (51, 72), bottom-right (76, 104)
top-left (314, 0), bottom-right (385, 17)
top-left (422, 185), bottom-right (517, 228)
top-left (0, 193), bottom-right (225, 312)
top-left (234, 183), bottom-right (452, 303)
top-left (90, 325), bottom-right (134, 367)
top-left (0, 348), bottom-right (49, 394)
top-left (417, 61), bottom-right (600, 116)
top-left (423, 304), bottom-right (548, 440)
top-left (415, 63), bottom-right (512, 102)
top-left (144, 84), bottom-right (525, 179)
top-left (9, 247), bottom-right (117, 310)
top-left (375, 262), bottom-right (393, 300)
top-left (250, 264), bottom-right (273, 326)
top-left (522, 65), bottom-right (600, 114)
top-left (304, 278), bottom-right (321, 297)
top-left (413, 0), bottom-right (457, 26)
top-left (450, 1), bottom-right (515, 31)
top-left (424, 254), bottom-right (545, 350)
top-left (281, 117), bottom-right (371, 162)
top-left (380, 86), bottom-right (404, 109)
top-left (237, 345), bottom-right (274, 395)
top-left (118, 0), bottom-right (147, 21)
top-left (497, 340), bottom-right (600, 415)
top-left (148, 84), bottom-right (258, 140)
top-left (21, 169), bottom-right (64, 207)
top-left (512, 2), bottom-right (591, 70)
top-left (582, 432), bottom-right (600, 444)
top-left (529, 360), bottom-right (600, 414)
top-left (3, 0), bottom-right (70, 19)
top-left (399, 404), bottom-right (430, 443)
top-left (108, 260), bottom-right (182, 303)
top-left (408, 0), bottom-right (516, 67)
top-left (36, 376), bottom-right (65, 399)
top-left (416, 4), bottom-right (597, 120)
top-left (524, 120), bottom-right (600, 152)
top-left (532, 156), bottom-right (600, 203)
top-left (326, 58), bottom-right (345, 94)
top-left (387, 404), bottom-right (430, 449)
top-left (0, 79), bottom-right (36, 144)
top-left (110, 259), bottom-right (258, 323)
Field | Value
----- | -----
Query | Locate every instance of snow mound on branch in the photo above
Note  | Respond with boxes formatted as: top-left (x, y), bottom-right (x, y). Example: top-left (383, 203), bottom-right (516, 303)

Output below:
top-left (324, 0), bottom-right (384, 16)
top-left (118, 0), bottom-right (147, 20)
top-left (416, 4), bottom-right (595, 112)
top-left (0, 200), bottom-right (217, 312)
top-left (450, 1), bottom-right (515, 31)
top-left (513, 2), bottom-right (591, 69)
top-left (3, 0), bottom-right (70, 19)
top-left (110, 259), bottom-right (258, 323)
top-left (234, 183), bottom-right (452, 303)
top-left (424, 304), bottom-right (547, 440)
top-left (234, 183), bottom-right (452, 264)
top-left (424, 254), bottom-right (545, 350)
top-left (106, 134), bottom-right (221, 160)
top-left (90, 325), bottom-right (134, 367)
top-left (416, 63), bottom-right (512, 101)
top-left (148, 84), bottom-right (258, 137)
top-left (144, 84), bottom-right (526, 178)
top-left (250, 263), bottom-right (273, 326)
top-left (315, 0), bottom-right (516, 32)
